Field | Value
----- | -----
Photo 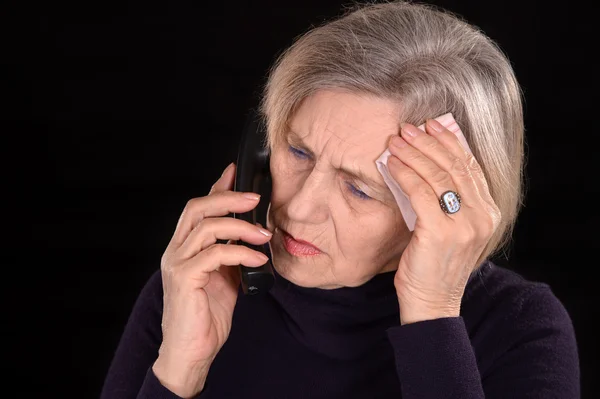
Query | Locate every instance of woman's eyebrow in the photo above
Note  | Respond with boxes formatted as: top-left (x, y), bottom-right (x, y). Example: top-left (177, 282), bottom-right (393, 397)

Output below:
top-left (287, 130), bottom-right (390, 193)
top-left (340, 167), bottom-right (388, 193)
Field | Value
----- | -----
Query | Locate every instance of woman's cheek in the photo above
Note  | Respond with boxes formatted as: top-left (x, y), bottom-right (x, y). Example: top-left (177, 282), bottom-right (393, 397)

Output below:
top-left (270, 165), bottom-right (305, 203)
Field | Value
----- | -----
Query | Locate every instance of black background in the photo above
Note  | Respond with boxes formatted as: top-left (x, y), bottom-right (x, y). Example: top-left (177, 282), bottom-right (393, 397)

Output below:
top-left (2, 0), bottom-right (597, 397)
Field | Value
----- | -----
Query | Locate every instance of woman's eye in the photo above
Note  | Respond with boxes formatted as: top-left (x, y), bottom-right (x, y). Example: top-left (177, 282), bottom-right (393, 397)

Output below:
top-left (345, 182), bottom-right (371, 200)
top-left (288, 145), bottom-right (370, 200)
top-left (288, 145), bottom-right (310, 159)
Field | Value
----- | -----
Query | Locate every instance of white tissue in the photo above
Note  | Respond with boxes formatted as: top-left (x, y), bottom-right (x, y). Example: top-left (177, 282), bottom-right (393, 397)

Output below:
top-left (375, 113), bottom-right (473, 231)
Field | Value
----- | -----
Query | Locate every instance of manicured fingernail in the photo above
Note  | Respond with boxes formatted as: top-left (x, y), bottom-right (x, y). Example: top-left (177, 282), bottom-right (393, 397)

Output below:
top-left (243, 192), bottom-right (261, 200)
top-left (390, 135), bottom-right (407, 148)
top-left (426, 119), bottom-right (444, 133)
top-left (221, 162), bottom-right (234, 176)
top-left (401, 123), bottom-right (420, 138)
top-left (257, 227), bottom-right (272, 237)
top-left (387, 155), bottom-right (402, 167)
top-left (257, 253), bottom-right (270, 262)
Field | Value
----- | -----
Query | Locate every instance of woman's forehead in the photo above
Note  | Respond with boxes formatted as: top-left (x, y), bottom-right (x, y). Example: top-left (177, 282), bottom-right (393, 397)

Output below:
top-left (287, 90), bottom-right (401, 160)
top-left (284, 91), bottom-right (400, 200)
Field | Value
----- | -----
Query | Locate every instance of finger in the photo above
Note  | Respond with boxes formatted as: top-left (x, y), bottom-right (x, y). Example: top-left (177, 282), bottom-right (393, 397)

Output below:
top-left (389, 132), bottom-right (467, 206)
top-left (181, 243), bottom-right (269, 287)
top-left (209, 162), bottom-right (236, 195)
top-left (178, 217), bottom-right (272, 259)
top-left (386, 155), bottom-right (447, 226)
top-left (169, 190), bottom-right (262, 249)
top-left (391, 123), bottom-right (481, 208)
top-left (217, 240), bottom-right (242, 288)
top-left (424, 119), bottom-right (493, 204)
top-left (168, 162), bottom-right (235, 247)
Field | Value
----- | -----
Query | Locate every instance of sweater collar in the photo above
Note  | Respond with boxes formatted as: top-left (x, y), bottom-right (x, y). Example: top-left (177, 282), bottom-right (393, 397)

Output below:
top-left (268, 266), bottom-right (401, 360)
top-left (266, 261), bottom-right (492, 360)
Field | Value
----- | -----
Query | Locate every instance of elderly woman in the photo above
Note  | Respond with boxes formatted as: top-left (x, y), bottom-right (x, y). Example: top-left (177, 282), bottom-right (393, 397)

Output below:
top-left (100, 1), bottom-right (579, 398)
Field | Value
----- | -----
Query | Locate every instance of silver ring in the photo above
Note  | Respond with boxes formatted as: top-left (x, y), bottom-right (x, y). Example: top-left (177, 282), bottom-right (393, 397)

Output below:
top-left (439, 190), bottom-right (461, 214)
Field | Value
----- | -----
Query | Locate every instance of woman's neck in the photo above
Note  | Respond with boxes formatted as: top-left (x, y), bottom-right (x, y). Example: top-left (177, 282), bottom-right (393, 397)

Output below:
top-left (268, 265), bottom-right (401, 360)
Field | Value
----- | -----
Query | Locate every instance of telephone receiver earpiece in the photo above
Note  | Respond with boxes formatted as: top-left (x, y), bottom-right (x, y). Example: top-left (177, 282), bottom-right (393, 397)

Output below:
top-left (233, 108), bottom-right (275, 295)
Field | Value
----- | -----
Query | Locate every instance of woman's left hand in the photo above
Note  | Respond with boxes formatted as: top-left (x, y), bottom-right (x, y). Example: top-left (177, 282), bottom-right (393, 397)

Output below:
top-left (386, 118), bottom-right (502, 325)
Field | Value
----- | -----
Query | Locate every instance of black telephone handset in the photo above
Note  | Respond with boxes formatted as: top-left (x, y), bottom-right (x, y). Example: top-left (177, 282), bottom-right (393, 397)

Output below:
top-left (233, 108), bottom-right (275, 295)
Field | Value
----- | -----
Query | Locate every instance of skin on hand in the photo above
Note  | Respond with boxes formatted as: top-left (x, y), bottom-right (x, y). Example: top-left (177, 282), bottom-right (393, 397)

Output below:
top-left (387, 119), bottom-right (501, 324)
top-left (153, 163), bottom-right (273, 397)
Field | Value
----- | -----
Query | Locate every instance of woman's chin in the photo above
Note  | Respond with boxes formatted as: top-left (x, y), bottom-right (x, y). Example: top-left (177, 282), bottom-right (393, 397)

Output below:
top-left (270, 249), bottom-right (320, 287)
top-left (270, 253), bottom-right (344, 289)
top-left (270, 246), bottom-right (301, 282)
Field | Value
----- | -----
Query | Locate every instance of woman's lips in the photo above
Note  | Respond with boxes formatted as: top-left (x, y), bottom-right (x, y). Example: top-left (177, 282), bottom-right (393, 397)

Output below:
top-left (281, 230), bottom-right (322, 256)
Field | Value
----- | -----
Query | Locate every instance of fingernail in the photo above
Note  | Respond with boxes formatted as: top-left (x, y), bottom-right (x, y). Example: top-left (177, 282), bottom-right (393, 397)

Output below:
top-left (256, 253), bottom-right (269, 262)
top-left (401, 123), bottom-right (420, 138)
top-left (257, 227), bottom-right (272, 237)
top-left (426, 119), bottom-right (444, 133)
top-left (243, 192), bottom-right (261, 200)
top-left (221, 162), bottom-right (234, 176)
top-left (388, 155), bottom-right (402, 167)
top-left (390, 135), bottom-right (407, 148)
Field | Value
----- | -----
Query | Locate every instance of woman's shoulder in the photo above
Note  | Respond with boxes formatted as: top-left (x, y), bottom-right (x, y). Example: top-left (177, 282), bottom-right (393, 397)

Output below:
top-left (464, 260), bottom-right (572, 323)
top-left (465, 260), bottom-right (551, 300)
top-left (460, 260), bottom-right (580, 392)
top-left (462, 260), bottom-right (577, 360)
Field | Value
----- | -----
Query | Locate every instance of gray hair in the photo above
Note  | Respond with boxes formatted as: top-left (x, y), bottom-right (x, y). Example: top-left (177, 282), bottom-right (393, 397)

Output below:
top-left (259, 0), bottom-right (526, 266)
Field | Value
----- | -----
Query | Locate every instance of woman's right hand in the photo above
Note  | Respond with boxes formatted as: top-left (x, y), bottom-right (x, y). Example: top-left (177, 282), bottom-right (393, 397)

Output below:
top-left (152, 162), bottom-right (273, 397)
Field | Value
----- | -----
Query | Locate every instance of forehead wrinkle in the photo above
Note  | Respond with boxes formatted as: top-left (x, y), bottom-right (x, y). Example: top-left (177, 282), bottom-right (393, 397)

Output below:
top-left (287, 126), bottom-right (392, 196)
top-left (333, 134), bottom-right (389, 192)
top-left (320, 109), bottom-right (394, 192)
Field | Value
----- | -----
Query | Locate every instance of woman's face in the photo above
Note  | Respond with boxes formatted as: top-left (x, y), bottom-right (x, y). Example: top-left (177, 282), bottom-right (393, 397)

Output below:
top-left (266, 90), bottom-right (412, 289)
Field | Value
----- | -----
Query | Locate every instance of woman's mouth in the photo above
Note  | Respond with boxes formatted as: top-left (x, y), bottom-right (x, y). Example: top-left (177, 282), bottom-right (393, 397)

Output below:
top-left (280, 229), bottom-right (322, 257)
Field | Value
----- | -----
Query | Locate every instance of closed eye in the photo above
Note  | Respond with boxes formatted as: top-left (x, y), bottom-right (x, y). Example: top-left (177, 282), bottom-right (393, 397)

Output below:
top-left (288, 145), bottom-right (310, 159)
top-left (345, 182), bottom-right (371, 200)
top-left (288, 145), bottom-right (371, 200)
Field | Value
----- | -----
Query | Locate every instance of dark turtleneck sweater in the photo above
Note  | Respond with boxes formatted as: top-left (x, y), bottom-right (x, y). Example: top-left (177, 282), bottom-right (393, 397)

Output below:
top-left (100, 260), bottom-right (580, 398)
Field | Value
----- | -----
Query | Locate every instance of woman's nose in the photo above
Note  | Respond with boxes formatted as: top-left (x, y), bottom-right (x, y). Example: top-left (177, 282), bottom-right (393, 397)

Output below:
top-left (285, 170), bottom-right (330, 225)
